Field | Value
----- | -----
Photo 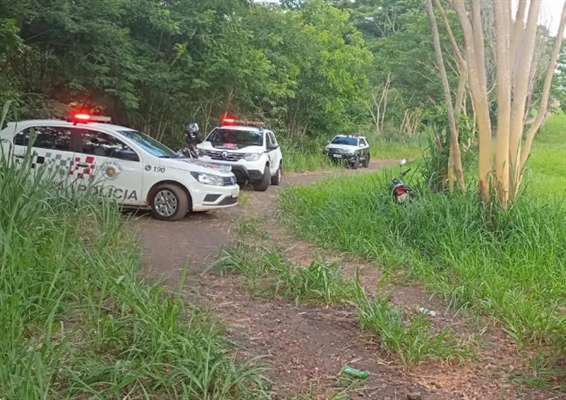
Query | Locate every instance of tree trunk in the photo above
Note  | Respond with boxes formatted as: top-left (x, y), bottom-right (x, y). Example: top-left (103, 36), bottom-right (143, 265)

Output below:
top-left (425, 0), bottom-right (466, 193)
top-left (508, 0), bottom-right (542, 202)
top-left (449, 0), bottom-right (492, 202)
top-left (492, 0), bottom-right (513, 206)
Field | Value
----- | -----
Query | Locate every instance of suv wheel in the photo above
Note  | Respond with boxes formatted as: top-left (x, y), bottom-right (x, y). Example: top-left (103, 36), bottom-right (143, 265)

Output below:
top-left (271, 162), bottom-right (282, 186)
top-left (253, 165), bottom-right (271, 191)
top-left (151, 184), bottom-right (189, 221)
top-left (363, 154), bottom-right (370, 168)
top-left (350, 155), bottom-right (360, 170)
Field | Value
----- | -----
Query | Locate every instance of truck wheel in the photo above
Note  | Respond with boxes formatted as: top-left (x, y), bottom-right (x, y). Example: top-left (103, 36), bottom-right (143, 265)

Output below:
top-left (253, 165), bottom-right (271, 191)
top-left (271, 163), bottom-right (282, 186)
top-left (151, 183), bottom-right (189, 221)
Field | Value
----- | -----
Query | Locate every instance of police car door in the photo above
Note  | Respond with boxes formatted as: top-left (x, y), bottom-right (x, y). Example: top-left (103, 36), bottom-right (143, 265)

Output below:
top-left (266, 131), bottom-right (281, 174)
top-left (75, 128), bottom-right (144, 206)
top-left (12, 125), bottom-right (75, 188)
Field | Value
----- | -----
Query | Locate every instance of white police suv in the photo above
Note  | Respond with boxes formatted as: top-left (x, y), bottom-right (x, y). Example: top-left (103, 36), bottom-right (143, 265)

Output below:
top-left (0, 113), bottom-right (240, 221)
top-left (196, 117), bottom-right (283, 191)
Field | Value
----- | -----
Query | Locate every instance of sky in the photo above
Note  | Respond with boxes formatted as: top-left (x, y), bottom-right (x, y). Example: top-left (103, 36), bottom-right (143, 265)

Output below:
top-left (254, 0), bottom-right (566, 36)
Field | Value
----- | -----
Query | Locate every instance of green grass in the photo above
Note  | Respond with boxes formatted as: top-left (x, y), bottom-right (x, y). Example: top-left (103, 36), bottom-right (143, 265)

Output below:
top-left (207, 241), bottom-right (357, 305)
top-left (279, 164), bottom-right (566, 360)
top-left (0, 139), bottom-right (269, 397)
top-left (207, 239), bottom-right (471, 366)
top-left (522, 111), bottom-right (566, 200)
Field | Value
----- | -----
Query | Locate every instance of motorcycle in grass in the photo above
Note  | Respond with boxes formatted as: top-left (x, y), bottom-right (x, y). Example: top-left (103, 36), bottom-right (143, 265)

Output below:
top-left (389, 159), bottom-right (414, 203)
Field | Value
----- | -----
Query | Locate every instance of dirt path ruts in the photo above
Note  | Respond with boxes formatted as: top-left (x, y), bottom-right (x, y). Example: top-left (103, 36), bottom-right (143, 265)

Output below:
top-left (138, 161), bottom-right (551, 400)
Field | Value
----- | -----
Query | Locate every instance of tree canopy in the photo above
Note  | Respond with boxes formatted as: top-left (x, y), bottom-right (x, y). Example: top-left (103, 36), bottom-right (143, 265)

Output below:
top-left (1, 0), bottom-right (563, 153)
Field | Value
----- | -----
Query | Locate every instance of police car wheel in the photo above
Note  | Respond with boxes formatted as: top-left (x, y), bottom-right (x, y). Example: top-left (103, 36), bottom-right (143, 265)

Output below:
top-left (151, 184), bottom-right (189, 221)
top-left (270, 163), bottom-right (282, 186)
top-left (253, 165), bottom-right (271, 192)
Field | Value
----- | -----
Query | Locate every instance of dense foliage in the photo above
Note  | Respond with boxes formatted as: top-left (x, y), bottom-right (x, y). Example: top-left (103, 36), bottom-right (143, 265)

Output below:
top-left (0, 0), bottom-right (470, 147)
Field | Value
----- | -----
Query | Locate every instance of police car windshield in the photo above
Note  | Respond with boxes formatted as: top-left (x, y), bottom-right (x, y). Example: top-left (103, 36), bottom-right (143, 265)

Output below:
top-left (207, 128), bottom-right (263, 146)
top-left (331, 136), bottom-right (358, 146)
top-left (117, 130), bottom-right (178, 158)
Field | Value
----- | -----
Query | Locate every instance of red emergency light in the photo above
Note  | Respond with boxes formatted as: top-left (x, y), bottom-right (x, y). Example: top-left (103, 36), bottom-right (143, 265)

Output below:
top-left (69, 113), bottom-right (112, 124)
top-left (221, 116), bottom-right (265, 127)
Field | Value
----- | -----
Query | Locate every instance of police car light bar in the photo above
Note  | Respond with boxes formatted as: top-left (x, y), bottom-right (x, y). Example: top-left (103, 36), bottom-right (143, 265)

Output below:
top-left (70, 113), bottom-right (112, 123)
top-left (221, 117), bottom-right (264, 127)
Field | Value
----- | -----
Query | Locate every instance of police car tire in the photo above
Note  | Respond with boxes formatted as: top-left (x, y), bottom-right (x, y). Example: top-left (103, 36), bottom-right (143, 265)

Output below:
top-left (351, 155), bottom-right (360, 170)
top-left (151, 183), bottom-right (189, 221)
top-left (253, 165), bottom-right (271, 192)
top-left (270, 163), bottom-right (282, 186)
top-left (363, 154), bottom-right (370, 168)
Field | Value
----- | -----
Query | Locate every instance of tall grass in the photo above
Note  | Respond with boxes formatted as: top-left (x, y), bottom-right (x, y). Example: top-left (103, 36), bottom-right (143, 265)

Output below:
top-left (0, 114), bottom-right (268, 398)
top-left (279, 169), bottom-right (566, 360)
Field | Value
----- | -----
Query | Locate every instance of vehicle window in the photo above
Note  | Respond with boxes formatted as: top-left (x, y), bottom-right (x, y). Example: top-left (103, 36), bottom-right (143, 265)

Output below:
top-left (206, 128), bottom-right (264, 146)
top-left (331, 136), bottom-right (358, 146)
top-left (360, 139), bottom-right (368, 147)
top-left (13, 126), bottom-right (72, 151)
top-left (266, 132), bottom-right (274, 147)
top-left (268, 132), bottom-right (277, 145)
top-left (116, 130), bottom-right (178, 159)
top-left (79, 129), bottom-right (140, 162)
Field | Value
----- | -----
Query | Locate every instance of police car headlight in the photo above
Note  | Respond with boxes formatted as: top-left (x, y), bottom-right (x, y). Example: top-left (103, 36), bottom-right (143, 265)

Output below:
top-left (244, 153), bottom-right (260, 161)
top-left (190, 172), bottom-right (224, 186)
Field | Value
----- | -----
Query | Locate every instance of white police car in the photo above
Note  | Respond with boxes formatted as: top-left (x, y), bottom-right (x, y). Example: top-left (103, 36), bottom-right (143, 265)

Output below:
top-left (196, 117), bottom-right (283, 191)
top-left (0, 113), bottom-right (240, 221)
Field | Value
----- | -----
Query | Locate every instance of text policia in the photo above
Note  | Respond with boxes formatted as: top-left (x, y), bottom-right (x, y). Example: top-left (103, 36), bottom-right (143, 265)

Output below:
top-left (54, 180), bottom-right (139, 202)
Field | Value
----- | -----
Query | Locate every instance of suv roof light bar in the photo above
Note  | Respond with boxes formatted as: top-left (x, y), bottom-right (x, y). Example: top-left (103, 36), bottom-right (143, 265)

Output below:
top-left (221, 117), bottom-right (265, 127)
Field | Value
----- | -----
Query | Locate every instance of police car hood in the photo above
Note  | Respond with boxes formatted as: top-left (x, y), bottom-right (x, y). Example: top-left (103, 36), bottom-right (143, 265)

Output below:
top-left (197, 141), bottom-right (263, 153)
top-left (326, 144), bottom-right (357, 151)
top-left (160, 158), bottom-right (233, 175)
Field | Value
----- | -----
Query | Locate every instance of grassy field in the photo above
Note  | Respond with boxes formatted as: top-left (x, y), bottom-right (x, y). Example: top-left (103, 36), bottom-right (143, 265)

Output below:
top-left (0, 148), bottom-right (268, 398)
top-left (523, 111), bottom-right (566, 199)
top-left (279, 113), bottom-right (566, 380)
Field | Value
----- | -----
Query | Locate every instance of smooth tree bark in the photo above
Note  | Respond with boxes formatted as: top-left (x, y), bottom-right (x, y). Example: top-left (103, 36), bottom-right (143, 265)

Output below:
top-left (448, 0), bottom-right (492, 202)
top-left (507, 0), bottom-right (542, 204)
top-left (424, 0), bottom-right (466, 193)
top-left (492, 0), bottom-right (513, 205)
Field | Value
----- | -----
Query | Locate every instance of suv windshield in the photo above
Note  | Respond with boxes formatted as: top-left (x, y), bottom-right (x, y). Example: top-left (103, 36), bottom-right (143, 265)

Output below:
top-left (331, 136), bottom-right (359, 146)
top-left (117, 130), bottom-right (178, 158)
top-left (206, 128), bottom-right (263, 146)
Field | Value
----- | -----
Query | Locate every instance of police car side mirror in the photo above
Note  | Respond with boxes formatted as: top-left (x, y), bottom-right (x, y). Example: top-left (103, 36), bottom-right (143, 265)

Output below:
top-left (267, 144), bottom-right (279, 151)
top-left (115, 149), bottom-right (140, 162)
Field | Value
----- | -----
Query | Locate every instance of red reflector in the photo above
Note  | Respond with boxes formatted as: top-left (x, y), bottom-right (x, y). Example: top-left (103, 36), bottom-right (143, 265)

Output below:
top-left (394, 187), bottom-right (405, 194)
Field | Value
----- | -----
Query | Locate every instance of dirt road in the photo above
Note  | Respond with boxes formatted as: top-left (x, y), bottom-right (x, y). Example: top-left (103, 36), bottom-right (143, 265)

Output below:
top-left (138, 161), bottom-right (549, 400)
